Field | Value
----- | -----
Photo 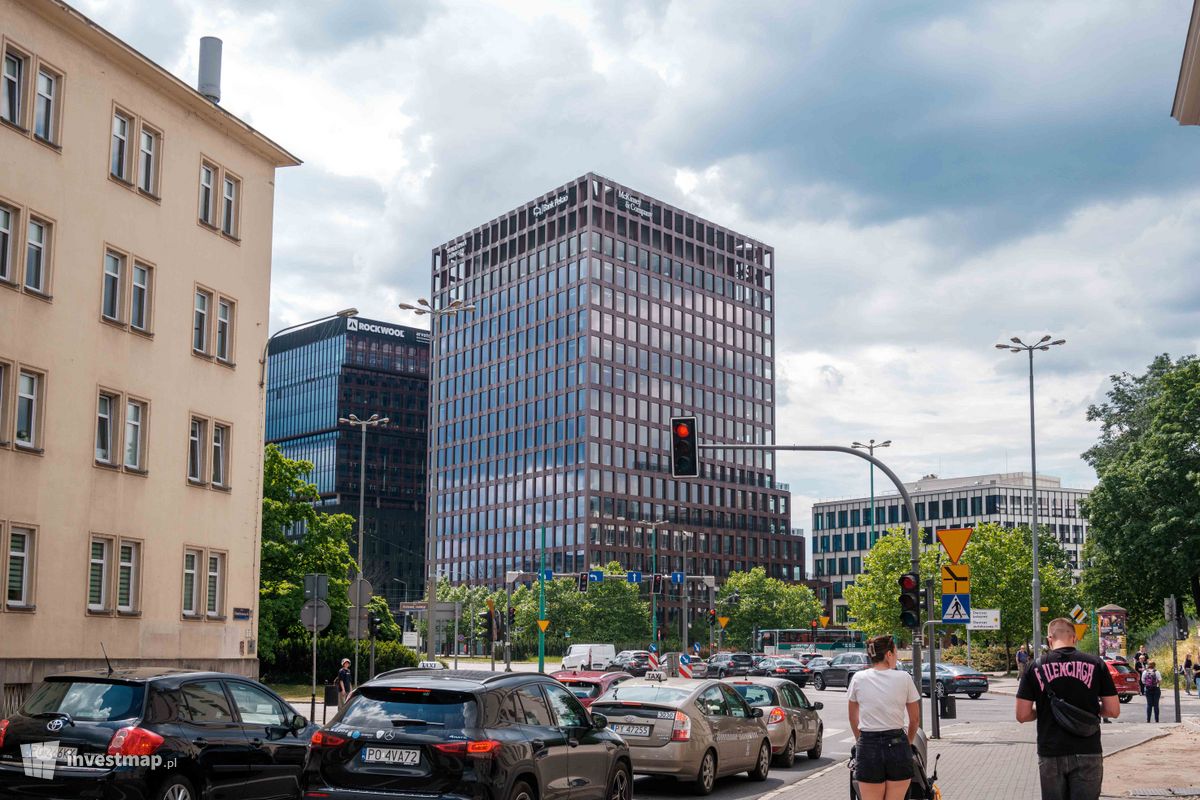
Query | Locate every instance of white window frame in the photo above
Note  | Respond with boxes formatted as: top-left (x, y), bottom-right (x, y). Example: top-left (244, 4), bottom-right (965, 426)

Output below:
top-left (124, 398), bottom-right (145, 470)
top-left (193, 289), bottom-right (211, 353)
top-left (2, 50), bottom-right (24, 126)
top-left (215, 298), bottom-right (233, 362)
top-left (15, 369), bottom-right (39, 449)
top-left (88, 537), bottom-right (110, 612)
top-left (7, 526), bottom-right (33, 608)
top-left (24, 217), bottom-right (47, 293)
top-left (33, 67), bottom-right (56, 142)
top-left (130, 263), bottom-right (151, 332)
top-left (188, 416), bottom-right (206, 483)
top-left (211, 424), bottom-right (229, 488)
top-left (102, 250), bottom-right (124, 321)
top-left (199, 163), bottom-right (215, 225)
top-left (137, 126), bottom-right (159, 195)
top-left (116, 540), bottom-right (139, 613)
top-left (221, 175), bottom-right (238, 237)
top-left (206, 552), bottom-right (224, 618)
top-left (111, 111), bottom-right (130, 181)
top-left (182, 549), bottom-right (200, 617)
top-left (0, 204), bottom-right (12, 282)
top-left (95, 391), bottom-right (116, 463)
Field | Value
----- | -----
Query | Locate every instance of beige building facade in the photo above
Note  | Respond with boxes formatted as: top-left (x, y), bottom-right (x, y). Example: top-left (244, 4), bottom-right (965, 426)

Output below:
top-left (0, 0), bottom-right (298, 711)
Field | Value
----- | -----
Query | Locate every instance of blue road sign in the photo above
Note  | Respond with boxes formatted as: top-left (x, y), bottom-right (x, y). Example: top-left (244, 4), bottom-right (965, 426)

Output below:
top-left (542, 569), bottom-right (553, 581)
top-left (670, 571), bottom-right (685, 585)
top-left (942, 593), bottom-right (971, 624)
top-left (648, 644), bottom-right (657, 653)
top-left (626, 571), bottom-right (642, 584)
top-left (589, 570), bottom-right (604, 583)
top-left (680, 654), bottom-right (691, 666)
top-left (693, 642), bottom-right (701, 653)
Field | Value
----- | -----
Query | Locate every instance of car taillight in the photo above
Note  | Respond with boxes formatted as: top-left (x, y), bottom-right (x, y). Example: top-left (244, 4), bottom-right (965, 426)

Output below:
top-left (434, 740), bottom-right (502, 757)
top-left (0, 719), bottom-right (8, 749)
top-left (108, 727), bottom-right (164, 756)
top-left (767, 707), bottom-right (786, 725)
top-left (310, 730), bottom-right (347, 748)
top-left (671, 711), bottom-right (691, 742)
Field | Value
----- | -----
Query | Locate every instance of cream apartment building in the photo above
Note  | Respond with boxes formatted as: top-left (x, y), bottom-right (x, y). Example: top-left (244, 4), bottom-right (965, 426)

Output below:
top-left (0, 0), bottom-right (298, 711)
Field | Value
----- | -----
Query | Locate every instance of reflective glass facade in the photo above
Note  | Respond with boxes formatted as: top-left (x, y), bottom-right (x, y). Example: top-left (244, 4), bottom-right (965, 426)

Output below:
top-left (429, 173), bottom-right (800, 626)
top-left (266, 317), bottom-right (430, 607)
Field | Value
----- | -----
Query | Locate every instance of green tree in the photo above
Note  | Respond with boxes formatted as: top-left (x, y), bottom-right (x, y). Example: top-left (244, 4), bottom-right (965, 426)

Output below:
top-left (844, 529), bottom-right (939, 642)
top-left (581, 562), bottom-right (651, 646)
top-left (715, 567), bottom-right (823, 650)
top-left (1082, 355), bottom-right (1200, 627)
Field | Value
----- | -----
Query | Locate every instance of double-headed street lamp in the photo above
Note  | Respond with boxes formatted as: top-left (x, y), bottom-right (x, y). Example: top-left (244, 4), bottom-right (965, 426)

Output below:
top-left (995, 335), bottom-right (1066, 644)
top-left (851, 439), bottom-right (891, 547)
top-left (398, 297), bottom-right (475, 663)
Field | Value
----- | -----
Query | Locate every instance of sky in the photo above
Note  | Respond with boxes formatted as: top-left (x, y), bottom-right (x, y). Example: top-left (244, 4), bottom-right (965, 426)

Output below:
top-left (80, 0), bottom-right (1200, 545)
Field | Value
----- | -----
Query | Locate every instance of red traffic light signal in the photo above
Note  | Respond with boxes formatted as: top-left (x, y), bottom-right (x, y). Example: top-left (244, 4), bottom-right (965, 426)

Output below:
top-left (577, 572), bottom-right (589, 593)
top-left (898, 572), bottom-right (920, 629)
top-left (651, 574), bottom-right (664, 595)
top-left (670, 416), bottom-right (699, 478)
top-left (674, 422), bottom-right (691, 438)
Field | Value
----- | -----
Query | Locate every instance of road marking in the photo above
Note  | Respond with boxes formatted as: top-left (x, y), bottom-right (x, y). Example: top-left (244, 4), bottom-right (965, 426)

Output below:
top-left (823, 727), bottom-right (845, 737)
top-left (840, 736), bottom-right (856, 744)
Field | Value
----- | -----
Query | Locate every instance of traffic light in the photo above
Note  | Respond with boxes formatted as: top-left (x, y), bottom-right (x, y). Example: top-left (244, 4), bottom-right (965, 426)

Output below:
top-left (508, 606), bottom-right (516, 626)
top-left (368, 615), bottom-right (382, 638)
top-left (1174, 597), bottom-right (1189, 641)
top-left (670, 416), bottom-right (699, 478)
top-left (651, 574), bottom-right (664, 594)
top-left (578, 572), bottom-right (589, 593)
top-left (480, 610), bottom-right (494, 640)
top-left (898, 573), bottom-right (920, 629)
top-left (708, 609), bottom-right (717, 627)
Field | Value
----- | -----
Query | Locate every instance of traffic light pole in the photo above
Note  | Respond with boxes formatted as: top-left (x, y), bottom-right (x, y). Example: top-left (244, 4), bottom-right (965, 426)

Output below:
top-left (538, 526), bottom-right (547, 674)
top-left (699, 442), bottom-right (925, 723)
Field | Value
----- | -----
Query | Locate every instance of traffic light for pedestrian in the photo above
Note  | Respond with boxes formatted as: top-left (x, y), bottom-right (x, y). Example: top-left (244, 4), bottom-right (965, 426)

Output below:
top-left (651, 574), bottom-right (664, 594)
top-left (578, 572), bottom-right (589, 593)
top-left (480, 610), bottom-right (494, 640)
top-left (670, 416), bottom-right (700, 478)
top-left (898, 572), bottom-right (920, 629)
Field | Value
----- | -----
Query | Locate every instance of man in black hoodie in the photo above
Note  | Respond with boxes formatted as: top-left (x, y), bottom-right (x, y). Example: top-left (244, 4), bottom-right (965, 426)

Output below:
top-left (1016, 618), bottom-right (1120, 800)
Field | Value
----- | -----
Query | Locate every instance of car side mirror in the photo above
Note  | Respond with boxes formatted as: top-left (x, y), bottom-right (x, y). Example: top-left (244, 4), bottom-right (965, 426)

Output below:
top-left (591, 712), bottom-right (608, 730)
top-left (813, 702), bottom-right (823, 711)
top-left (750, 707), bottom-right (764, 719)
top-left (290, 713), bottom-right (308, 733)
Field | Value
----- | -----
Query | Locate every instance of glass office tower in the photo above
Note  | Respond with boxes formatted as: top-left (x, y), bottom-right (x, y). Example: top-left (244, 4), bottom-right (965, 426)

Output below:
top-left (265, 316), bottom-right (430, 608)
top-left (428, 173), bottom-right (798, 628)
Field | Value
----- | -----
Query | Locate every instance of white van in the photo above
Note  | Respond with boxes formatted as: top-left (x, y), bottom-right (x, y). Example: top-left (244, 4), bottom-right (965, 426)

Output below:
top-left (560, 643), bottom-right (616, 671)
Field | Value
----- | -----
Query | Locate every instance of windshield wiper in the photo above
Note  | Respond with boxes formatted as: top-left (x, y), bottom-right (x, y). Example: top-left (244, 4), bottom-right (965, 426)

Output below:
top-left (390, 718), bottom-right (444, 727)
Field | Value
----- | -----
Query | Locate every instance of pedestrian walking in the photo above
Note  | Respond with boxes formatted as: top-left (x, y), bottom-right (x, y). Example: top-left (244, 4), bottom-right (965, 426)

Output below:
top-left (1184, 651), bottom-right (1194, 695)
top-left (1016, 618), bottom-right (1120, 800)
top-left (1134, 654), bottom-right (1146, 695)
top-left (335, 657), bottom-right (353, 708)
top-left (1017, 644), bottom-right (1030, 679)
top-left (847, 635), bottom-right (921, 800)
top-left (1142, 661), bottom-right (1162, 722)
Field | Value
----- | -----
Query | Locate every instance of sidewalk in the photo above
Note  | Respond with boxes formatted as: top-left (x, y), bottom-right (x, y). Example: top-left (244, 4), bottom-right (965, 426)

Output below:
top-left (773, 719), bottom-right (1176, 800)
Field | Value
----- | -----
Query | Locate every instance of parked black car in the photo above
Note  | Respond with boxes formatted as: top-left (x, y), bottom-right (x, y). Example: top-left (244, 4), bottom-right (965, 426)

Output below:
top-left (0, 668), bottom-right (314, 800)
top-left (706, 653), bottom-right (755, 678)
top-left (302, 668), bottom-right (632, 800)
top-left (812, 652), bottom-right (871, 690)
top-left (747, 657), bottom-right (812, 687)
top-left (623, 652), bottom-right (654, 677)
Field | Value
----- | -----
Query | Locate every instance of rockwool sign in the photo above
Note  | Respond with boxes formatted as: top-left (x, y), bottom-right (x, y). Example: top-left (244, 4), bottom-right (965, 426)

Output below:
top-left (346, 317), bottom-right (431, 345)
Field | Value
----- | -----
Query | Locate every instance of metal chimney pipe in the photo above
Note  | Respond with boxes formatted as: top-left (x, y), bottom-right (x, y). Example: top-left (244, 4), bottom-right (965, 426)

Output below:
top-left (198, 37), bottom-right (222, 104)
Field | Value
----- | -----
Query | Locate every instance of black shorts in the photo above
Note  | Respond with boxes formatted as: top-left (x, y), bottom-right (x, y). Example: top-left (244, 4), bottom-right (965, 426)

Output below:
top-left (855, 730), bottom-right (914, 784)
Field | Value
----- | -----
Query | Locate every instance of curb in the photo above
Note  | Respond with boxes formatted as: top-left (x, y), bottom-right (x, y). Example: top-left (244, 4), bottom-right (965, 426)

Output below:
top-left (778, 758), bottom-right (850, 790)
top-left (1102, 727), bottom-right (1176, 758)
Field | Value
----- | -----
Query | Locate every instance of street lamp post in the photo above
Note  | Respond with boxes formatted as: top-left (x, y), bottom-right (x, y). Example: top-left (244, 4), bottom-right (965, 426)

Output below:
top-left (995, 335), bottom-right (1066, 644)
top-left (851, 439), bottom-right (891, 548)
top-left (339, 413), bottom-right (389, 685)
top-left (399, 297), bottom-right (475, 664)
top-left (259, 308), bottom-right (358, 388)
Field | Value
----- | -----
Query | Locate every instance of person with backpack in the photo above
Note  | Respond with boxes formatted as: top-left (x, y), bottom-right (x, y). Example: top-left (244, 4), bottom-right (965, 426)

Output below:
top-left (1142, 661), bottom-right (1162, 722)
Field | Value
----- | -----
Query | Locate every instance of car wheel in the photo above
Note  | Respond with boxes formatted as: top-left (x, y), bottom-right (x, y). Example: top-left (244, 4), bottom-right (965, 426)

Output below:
top-left (806, 725), bottom-right (823, 760)
top-left (156, 776), bottom-right (198, 800)
top-left (935, 682), bottom-right (947, 699)
top-left (509, 780), bottom-right (535, 800)
top-left (1119, 694), bottom-right (1133, 704)
top-left (774, 734), bottom-right (795, 768)
top-left (692, 750), bottom-right (717, 796)
top-left (968, 692), bottom-right (981, 699)
top-left (814, 674), bottom-right (825, 691)
top-left (607, 762), bottom-right (631, 800)
top-left (748, 740), bottom-right (771, 781)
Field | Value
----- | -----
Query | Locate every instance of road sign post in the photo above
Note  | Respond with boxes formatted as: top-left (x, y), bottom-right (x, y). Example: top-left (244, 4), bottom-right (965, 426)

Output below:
top-left (301, 599), bottom-right (331, 722)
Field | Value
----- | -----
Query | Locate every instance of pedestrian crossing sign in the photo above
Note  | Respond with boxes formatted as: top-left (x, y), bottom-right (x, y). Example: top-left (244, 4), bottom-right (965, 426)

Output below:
top-left (941, 593), bottom-right (971, 624)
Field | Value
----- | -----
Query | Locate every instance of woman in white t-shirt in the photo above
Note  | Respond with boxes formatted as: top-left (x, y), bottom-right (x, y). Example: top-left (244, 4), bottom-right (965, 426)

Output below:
top-left (847, 635), bottom-right (921, 800)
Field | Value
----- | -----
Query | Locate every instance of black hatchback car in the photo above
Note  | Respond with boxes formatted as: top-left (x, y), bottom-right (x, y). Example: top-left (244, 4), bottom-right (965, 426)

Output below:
top-left (302, 668), bottom-right (632, 800)
top-left (0, 668), bottom-right (314, 800)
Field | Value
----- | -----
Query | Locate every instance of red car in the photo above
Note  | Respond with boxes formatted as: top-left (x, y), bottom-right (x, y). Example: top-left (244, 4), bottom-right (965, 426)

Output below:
top-left (1105, 659), bottom-right (1139, 703)
top-left (549, 670), bottom-right (634, 707)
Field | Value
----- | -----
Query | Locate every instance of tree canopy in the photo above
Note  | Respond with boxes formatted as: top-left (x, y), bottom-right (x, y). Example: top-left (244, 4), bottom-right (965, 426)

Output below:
top-left (715, 567), bottom-right (824, 650)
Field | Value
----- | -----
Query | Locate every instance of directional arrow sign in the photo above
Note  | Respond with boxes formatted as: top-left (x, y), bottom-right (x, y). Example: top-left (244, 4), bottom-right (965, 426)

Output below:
top-left (537, 619), bottom-right (550, 632)
top-left (937, 528), bottom-right (973, 564)
top-left (819, 615), bottom-right (830, 628)
top-left (626, 571), bottom-right (642, 584)
top-left (589, 570), bottom-right (604, 583)
top-left (941, 564), bottom-right (971, 595)
top-left (942, 593), bottom-right (971, 624)
top-left (542, 569), bottom-right (554, 581)
top-left (670, 571), bottom-right (685, 585)
top-left (718, 616), bottom-right (730, 629)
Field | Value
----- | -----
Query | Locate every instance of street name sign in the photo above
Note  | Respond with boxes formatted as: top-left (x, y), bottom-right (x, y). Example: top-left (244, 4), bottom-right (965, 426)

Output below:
top-left (942, 593), bottom-right (971, 624)
top-left (967, 608), bottom-right (1000, 630)
top-left (936, 528), bottom-right (972, 564)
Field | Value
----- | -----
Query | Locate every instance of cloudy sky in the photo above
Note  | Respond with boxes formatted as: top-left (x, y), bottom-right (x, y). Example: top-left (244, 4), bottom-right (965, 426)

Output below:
top-left (82, 0), bottom-right (1200, 540)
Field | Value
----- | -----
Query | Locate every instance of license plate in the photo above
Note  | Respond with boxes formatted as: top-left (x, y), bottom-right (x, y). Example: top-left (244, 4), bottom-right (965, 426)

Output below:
top-left (361, 747), bottom-right (421, 765)
top-left (611, 724), bottom-right (651, 737)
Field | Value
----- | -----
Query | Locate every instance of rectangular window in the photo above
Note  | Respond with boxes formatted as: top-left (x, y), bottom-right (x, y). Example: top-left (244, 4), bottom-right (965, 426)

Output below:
top-left (131, 264), bottom-right (151, 331)
top-left (193, 289), bottom-right (210, 353)
top-left (182, 549), bottom-right (200, 616)
top-left (0, 204), bottom-right (11, 282)
top-left (211, 424), bottom-right (229, 487)
top-left (95, 392), bottom-right (115, 463)
top-left (7, 527), bottom-right (32, 607)
top-left (199, 163), bottom-right (215, 224)
top-left (33, 68), bottom-right (56, 142)
top-left (2, 52), bottom-right (23, 125)
top-left (15, 370), bottom-right (39, 448)
top-left (111, 112), bottom-right (130, 180)
top-left (137, 127), bottom-right (159, 195)
top-left (124, 399), bottom-right (145, 469)
top-left (88, 538), bottom-right (109, 611)
top-left (188, 417), bottom-right (206, 482)
top-left (221, 176), bottom-right (238, 237)
top-left (102, 251), bottom-right (123, 321)
top-left (215, 298), bottom-right (232, 361)
top-left (206, 552), bottom-right (224, 617)
top-left (117, 541), bottom-right (138, 612)
top-left (25, 217), bottom-right (47, 293)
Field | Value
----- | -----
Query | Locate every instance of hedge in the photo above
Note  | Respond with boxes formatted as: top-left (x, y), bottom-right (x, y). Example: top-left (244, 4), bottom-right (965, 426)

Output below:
top-left (260, 635), bottom-right (419, 684)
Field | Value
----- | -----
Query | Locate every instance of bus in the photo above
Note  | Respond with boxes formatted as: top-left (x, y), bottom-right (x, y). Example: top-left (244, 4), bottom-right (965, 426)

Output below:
top-left (757, 628), bottom-right (864, 656)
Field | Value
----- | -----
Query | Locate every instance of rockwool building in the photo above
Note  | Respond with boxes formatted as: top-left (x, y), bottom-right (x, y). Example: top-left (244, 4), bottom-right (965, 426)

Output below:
top-left (424, 174), bottom-right (801, 633)
top-left (0, 0), bottom-right (298, 710)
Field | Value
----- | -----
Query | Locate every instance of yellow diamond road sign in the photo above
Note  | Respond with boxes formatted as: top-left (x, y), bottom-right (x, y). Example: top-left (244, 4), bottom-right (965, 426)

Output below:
top-left (937, 527), bottom-right (973, 564)
top-left (819, 615), bottom-right (830, 628)
top-left (537, 619), bottom-right (550, 632)
top-left (718, 616), bottom-right (730, 629)
top-left (940, 564), bottom-right (971, 595)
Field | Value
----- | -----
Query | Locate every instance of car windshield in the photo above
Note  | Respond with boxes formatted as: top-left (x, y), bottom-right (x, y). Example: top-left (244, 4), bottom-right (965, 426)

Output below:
top-left (775, 659), bottom-right (803, 667)
top-left (597, 685), bottom-right (691, 704)
top-left (730, 684), bottom-right (776, 706)
top-left (339, 687), bottom-right (477, 729)
top-left (24, 681), bottom-right (144, 722)
top-left (560, 681), bottom-right (600, 699)
top-left (1112, 663), bottom-right (1133, 674)
top-left (731, 655), bottom-right (754, 664)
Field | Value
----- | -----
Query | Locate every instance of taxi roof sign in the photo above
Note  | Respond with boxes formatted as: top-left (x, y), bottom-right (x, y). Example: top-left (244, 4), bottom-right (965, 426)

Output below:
top-left (418, 661), bottom-right (445, 670)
